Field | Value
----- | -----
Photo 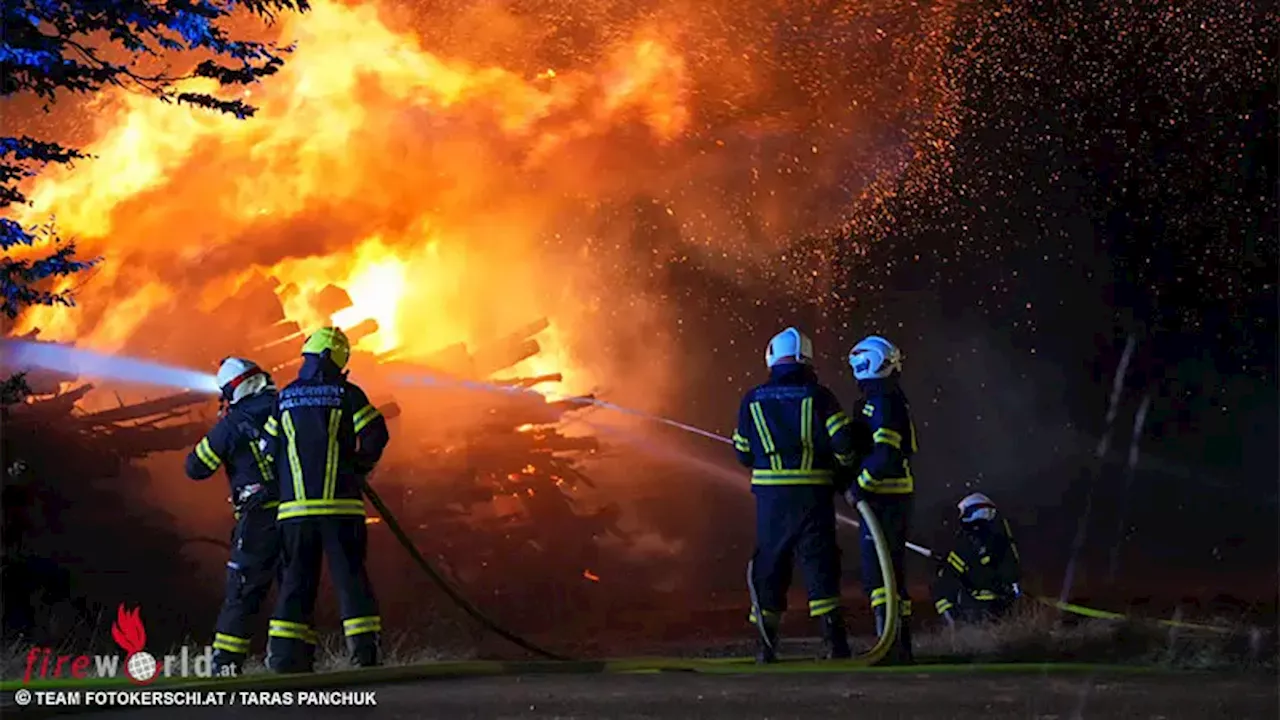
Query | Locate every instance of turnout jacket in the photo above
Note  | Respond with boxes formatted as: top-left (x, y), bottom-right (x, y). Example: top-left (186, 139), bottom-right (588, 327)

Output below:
top-left (939, 517), bottom-right (1021, 600)
top-left (271, 355), bottom-right (390, 522)
top-left (850, 377), bottom-right (918, 495)
top-left (185, 391), bottom-right (280, 512)
top-left (733, 363), bottom-right (864, 487)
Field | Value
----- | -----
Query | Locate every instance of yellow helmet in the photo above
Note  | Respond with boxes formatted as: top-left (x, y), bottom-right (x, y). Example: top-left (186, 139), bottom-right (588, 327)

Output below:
top-left (302, 326), bottom-right (351, 369)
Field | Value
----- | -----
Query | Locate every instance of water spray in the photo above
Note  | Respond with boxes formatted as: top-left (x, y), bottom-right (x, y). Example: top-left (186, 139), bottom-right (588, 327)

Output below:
top-left (0, 339), bottom-right (219, 394)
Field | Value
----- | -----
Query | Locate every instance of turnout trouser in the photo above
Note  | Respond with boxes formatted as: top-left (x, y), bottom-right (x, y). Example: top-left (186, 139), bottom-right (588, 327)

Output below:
top-left (266, 517), bottom-right (381, 672)
top-left (932, 578), bottom-right (1015, 623)
top-left (748, 485), bottom-right (842, 622)
top-left (211, 506), bottom-right (280, 673)
top-left (859, 495), bottom-right (913, 659)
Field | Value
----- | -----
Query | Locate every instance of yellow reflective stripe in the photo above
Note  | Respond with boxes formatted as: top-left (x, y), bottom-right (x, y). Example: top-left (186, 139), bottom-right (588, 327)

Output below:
top-left (861, 403), bottom-right (874, 417)
top-left (935, 598), bottom-right (954, 614)
top-left (732, 431), bottom-right (751, 452)
top-left (749, 401), bottom-right (782, 471)
top-left (281, 411), bottom-right (306, 502)
top-left (277, 499), bottom-right (365, 520)
top-left (900, 598), bottom-right (912, 617)
top-left (342, 615), bottom-right (382, 636)
top-left (248, 439), bottom-right (274, 483)
top-left (972, 590), bottom-right (998, 601)
top-left (751, 469), bottom-right (833, 486)
top-left (323, 408), bottom-right (340, 500)
top-left (909, 419), bottom-right (919, 453)
top-left (268, 619), bottom-right (317, 644)
top-left (195, 437), bottom-right (221, 471)
top-left (264, 416), bottom-right (279, 437)
top-left (873, 427), bottom-right (902, 449)
top-left (834, 451), bottom-right (857, 466)
top-left (870, 586), bottom-right (889, 608)
top-left (947, 551), bottom-right (967, 573)
top-left (856, 469), bottom-right (914, 494)
top-left (800, 396), bottom-right (814, 470)
top-left (808, 597), bottom-right (840, 617)
top-left (825, 411), bottom-right (851, 436)
top-left (352, 404), bottom-right (380, 434)
top-left (213, 633), bottom-right (250, 653)
top-left (747, 608), bottom-right (780, 624)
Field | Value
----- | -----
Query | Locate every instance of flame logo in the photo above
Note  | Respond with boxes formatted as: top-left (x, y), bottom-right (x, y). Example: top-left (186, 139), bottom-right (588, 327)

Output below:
top-left (111, 604), bottom-right (158, 684)
top-left (111, 604), bottom-right (147, 654)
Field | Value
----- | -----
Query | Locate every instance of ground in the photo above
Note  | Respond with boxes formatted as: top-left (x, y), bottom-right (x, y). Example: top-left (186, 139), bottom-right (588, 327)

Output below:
top-left (14, 669), bottom-right (1277, 719)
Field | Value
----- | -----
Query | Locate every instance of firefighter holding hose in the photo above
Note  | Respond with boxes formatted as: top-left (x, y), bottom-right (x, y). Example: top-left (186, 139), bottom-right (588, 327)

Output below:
top-left (845, 335), bottom-right (917, 664)
top-left (184, 357), bottom-right (282, 675)
top-left (932, 493), bottom-right (1023, 624)
top-left (734, 327), bottom-right (864, 663)
top-left (265, 327), bottom-right (391, 673)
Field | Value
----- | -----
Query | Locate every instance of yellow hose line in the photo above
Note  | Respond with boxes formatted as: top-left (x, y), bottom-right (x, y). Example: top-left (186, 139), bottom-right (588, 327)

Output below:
top-left (851, 499), bottom-right (899, 665)
top-left (1037, 597), bottom-right (1234, 634)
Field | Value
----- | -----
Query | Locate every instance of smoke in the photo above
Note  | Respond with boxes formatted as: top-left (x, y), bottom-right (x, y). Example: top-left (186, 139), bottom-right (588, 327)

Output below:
top-left (7, 0), bottom-right (964, 425)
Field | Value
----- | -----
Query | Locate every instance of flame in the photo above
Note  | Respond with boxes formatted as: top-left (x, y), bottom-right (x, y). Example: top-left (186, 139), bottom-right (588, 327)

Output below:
top-left (583, 569), bottom-right (600, 582)
top-left (4, 0), bottom-right (961, 405)
top-left (111, 604), bottom-right (147, 654)
top-left (5, 0), bottom-right (692, 386)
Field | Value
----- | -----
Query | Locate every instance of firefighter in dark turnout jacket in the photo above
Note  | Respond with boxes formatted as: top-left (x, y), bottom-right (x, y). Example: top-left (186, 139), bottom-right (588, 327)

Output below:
top-left (185, 357), bottom-right (282, 675)
top-left (846, 335), bottom-right (917, 663)
top-left (265, 327), bottom-right (390, 673)
top-left (933, 493), bottom-right (1022, 624)
top-left (734, 327), bottom-right (864, 663)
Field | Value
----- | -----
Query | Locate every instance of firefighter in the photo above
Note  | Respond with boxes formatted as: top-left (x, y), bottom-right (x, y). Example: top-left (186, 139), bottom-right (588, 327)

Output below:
top-left (265, 327), bottom-right (390, 673)
top-left (734, 327), bottom-right (864, 663)
top-left (932, 493), bottom-right (1022, 624)
top-left (184, 357), bottom-right (282, 675)
top-left (845, 335), bottom-right (916, 664)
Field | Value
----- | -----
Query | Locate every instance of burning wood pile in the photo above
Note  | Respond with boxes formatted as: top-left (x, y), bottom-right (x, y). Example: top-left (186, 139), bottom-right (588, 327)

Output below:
top-left (4, 272), bottom-right (638, 638)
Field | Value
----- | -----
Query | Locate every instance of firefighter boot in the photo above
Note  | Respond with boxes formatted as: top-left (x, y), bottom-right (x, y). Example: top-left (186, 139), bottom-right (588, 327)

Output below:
top-left (755, 615), bottom-right (780, 664)
top-left (819, 612), bottom-right (852, 660)
top-left (349, 634), bottom-right (380, 668)
top-left (266, 639), bottom-right (315, 674)
top-left (211, 650), bottom-right (245, 677)
top-left (891, 615), bottom-right (914, 665)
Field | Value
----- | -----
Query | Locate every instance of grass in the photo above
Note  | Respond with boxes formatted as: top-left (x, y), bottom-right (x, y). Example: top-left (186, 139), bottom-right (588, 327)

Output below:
top-left (3, 602), bottom-right (1272, 690)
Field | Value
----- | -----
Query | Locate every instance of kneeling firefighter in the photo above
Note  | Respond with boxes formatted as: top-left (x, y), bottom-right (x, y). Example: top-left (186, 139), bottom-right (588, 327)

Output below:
top-left (846, 335), bottom-right (917, 664)
top-left (266, 327), bottom-right (391, 673)
top-left (734, 327), bottom-right (863, 663)
top-left (932, 493), bottom-right (1022, 624)
top-left (184, 357), bottom-right (282, 674)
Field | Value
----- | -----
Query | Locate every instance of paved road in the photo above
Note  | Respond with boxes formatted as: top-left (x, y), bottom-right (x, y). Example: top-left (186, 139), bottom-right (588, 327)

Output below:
top-left (15, 670), bottom-right (1276, 719)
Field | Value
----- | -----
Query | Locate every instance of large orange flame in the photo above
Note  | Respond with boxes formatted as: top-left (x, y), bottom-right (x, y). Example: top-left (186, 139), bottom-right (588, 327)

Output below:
top-left (5, 0), bottom-right (960, 404)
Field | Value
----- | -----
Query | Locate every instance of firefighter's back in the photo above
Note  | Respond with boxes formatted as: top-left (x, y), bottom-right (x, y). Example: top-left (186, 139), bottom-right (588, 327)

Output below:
top-left (275, 374), bottom-right (365, 522)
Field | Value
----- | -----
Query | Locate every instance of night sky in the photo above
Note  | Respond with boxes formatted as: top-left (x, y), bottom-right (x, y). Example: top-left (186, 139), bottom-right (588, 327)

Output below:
top-left (621, 0), bottom-right (1276, 594)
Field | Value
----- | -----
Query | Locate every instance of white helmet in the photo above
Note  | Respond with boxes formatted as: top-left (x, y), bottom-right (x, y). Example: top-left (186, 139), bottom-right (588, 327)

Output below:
top-left (958, 492), bottom-right (997, 523)
top-left (848, 335), bottom-right (903, 380)
top-left (765, 327), bottom-right (814, 368)
top-left (216, 357), bottom-right (274, 404)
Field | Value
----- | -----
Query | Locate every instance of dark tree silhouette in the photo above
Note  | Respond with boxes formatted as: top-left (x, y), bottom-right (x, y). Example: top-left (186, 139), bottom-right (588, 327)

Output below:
top-left (1, 0), bottom-right (308, 650)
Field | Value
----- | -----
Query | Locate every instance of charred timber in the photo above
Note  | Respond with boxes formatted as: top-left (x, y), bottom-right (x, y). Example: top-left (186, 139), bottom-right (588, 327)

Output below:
top-left (76, 392), bottom-right (211, 426)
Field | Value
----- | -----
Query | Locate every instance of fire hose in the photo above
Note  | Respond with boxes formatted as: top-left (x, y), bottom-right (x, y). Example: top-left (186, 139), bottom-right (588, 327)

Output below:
top-left (360, 484), bottom-right (570, 660)
top-left (845, 500), bottom-right (899, 664)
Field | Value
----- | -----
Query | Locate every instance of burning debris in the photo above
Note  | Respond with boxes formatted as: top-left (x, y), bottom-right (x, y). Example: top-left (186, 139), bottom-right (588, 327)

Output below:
top-left (2, 274), bottom-right (647, 644)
